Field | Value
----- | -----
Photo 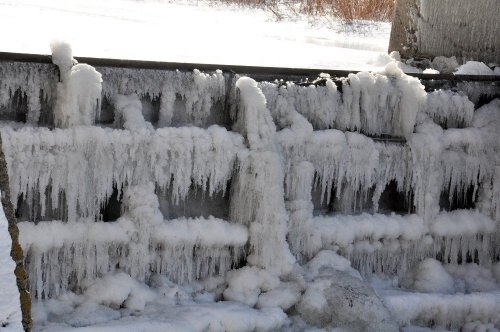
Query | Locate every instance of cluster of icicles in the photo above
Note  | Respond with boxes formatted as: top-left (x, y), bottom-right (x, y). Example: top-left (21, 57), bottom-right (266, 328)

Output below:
top-left (0, 49), bottom-right (498, 298)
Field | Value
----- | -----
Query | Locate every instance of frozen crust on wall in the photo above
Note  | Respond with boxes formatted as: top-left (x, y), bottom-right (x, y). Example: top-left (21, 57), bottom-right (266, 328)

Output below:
top-left (389, 0), bottom-right (500, 64)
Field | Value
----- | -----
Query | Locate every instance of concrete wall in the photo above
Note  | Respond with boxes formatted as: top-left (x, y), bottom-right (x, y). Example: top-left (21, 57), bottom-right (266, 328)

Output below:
top-left (389, 0), bottom-right (500, 64)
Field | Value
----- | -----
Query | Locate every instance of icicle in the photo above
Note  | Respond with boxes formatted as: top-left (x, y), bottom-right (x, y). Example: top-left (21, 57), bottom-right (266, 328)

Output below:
top-left (0, 61), bottom-right (56, 124)
top-left (100, 68), bottom-right (226, 127)
top-left (0, 125), bottom-right (243, 221)
top-left (425, 90), bottom-right (474, 128)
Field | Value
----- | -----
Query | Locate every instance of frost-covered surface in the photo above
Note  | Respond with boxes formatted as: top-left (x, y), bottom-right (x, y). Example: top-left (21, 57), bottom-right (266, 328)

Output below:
top-left (1, 53), bottom-right (500, 331)
top-left (0, 192), bottom-right (23, 331)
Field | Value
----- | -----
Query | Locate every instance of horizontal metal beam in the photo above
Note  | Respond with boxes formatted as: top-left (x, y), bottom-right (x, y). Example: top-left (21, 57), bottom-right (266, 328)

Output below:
top-left (0, 51), bottom-right (499, 82)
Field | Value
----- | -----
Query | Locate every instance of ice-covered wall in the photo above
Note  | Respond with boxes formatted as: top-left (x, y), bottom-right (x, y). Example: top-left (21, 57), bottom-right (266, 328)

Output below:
top-left (0, 55), bottom-right (499, 314)
top-left (389, 0), bottom-right (500, 64)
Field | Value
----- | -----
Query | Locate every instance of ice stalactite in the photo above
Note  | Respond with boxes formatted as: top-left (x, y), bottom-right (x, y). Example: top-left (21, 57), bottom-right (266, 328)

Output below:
top-left (100, 67), bottom-right (226, 127)
top-left (230, 77), bottom-right (295, 275)
top-left (260, 64), bottom-right (426, 137)
top-left (285, 161), bottom-right (317, 261)
top-left (0, 62), bottom-right (56, 124)
top-left (18, 183), bottom-right (248, 297)
top-left (1, 125), bottom-right (243, 222)
top-left (407, 121), bottom-right (444, 221)
top-left (51, 41), bottom-right (102, 128)
top-left (425, 90), bottom-right (474, 128)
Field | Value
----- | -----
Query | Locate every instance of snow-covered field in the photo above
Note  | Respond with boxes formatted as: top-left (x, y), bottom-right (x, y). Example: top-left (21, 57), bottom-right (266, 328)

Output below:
top-left (0, 0), bottom-right (391, 70)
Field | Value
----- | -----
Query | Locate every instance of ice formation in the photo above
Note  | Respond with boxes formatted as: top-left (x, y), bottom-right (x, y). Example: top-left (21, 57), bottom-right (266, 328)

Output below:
top-left (18, 183), bottom-right (248, 298)
top-left (0, 50), bottom-right (499, 330)
top-left (51, 41), bottom-right (102, 128)
top-left (260, 63), bottom-right (426, 136)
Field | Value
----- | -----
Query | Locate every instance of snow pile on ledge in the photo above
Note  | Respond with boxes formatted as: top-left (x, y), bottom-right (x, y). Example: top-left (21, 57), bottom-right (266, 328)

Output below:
top-left (313, 213), bottom-right (426, 249)
top-left (431, 209), bottom-right (496, 237)
top-left (0, 193), bottom-right (23, 331)
top-left (455, 61), bottom-right (496, 76)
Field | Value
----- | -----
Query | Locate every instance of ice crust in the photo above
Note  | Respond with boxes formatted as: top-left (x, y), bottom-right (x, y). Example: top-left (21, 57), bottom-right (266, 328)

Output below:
top-left (1, 55), bottom-right (500, 331)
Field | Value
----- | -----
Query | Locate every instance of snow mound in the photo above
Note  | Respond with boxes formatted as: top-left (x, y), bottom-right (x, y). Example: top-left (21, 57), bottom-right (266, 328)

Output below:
top-left (455, 61), bottom-right (495, 76)
top-left (403, 258), bottom-right (455, 294)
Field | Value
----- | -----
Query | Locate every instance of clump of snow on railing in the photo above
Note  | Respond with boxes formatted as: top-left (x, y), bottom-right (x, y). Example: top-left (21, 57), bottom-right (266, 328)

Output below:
top-left (50, 41), bottom-right (102, 128)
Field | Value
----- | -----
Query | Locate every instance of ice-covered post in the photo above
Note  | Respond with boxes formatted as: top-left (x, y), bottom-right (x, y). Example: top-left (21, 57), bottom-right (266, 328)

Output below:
top-left (50, 41), bottom-right (103, 128)
top-left (230, 77), bottom-right (295, 276)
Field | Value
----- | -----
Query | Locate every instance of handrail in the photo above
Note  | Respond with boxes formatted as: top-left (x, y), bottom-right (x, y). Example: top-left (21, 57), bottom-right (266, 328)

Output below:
top-left (0, 51), bottom-right (499, 82)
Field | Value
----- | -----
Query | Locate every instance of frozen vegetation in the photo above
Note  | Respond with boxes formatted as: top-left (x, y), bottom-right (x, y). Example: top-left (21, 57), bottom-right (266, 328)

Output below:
top-left (0, 40), bottom-right (499, 331)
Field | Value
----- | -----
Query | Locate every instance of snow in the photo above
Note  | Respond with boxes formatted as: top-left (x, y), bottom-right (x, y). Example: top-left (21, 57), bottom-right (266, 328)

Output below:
top-left (50, 42), bottom-right (103, 128)
top-left (223, 267), bottom-right (280, 307)
top-left (50, 40), bottom-right (76, 79)
top-left (382, 290), bottom-right (500, 329)
top-left (455, 61), bottom-right (496, 76)
top-left (430, 210), bottom-right (496, 238)
top-left (403, 258), bottom-right (455, 294)
top-left (0, 0), bottom-right (391, 71)
top-left (0, 192), bottom-right (23, 331)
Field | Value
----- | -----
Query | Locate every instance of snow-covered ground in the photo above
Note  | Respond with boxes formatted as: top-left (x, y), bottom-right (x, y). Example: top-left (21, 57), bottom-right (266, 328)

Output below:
top-left (0, 193), bottom-right (23, 331)
top-left (0, 0), bottom-right (391, 70)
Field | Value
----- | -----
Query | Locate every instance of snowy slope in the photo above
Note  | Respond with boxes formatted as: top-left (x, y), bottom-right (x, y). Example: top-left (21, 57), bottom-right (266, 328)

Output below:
top-left (0, 0), bottom-right (390, 70)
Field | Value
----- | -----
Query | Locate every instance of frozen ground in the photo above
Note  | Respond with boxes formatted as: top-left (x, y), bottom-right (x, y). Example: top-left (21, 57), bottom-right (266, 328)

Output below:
top-left (0, 0), bottom-right (391, 70)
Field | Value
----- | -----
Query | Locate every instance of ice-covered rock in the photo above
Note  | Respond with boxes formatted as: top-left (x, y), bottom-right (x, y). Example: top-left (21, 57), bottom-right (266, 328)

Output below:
top-left (296, 270), bottom-right (397, 331)
top-left (431, 56), bottom-right (459, 74)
